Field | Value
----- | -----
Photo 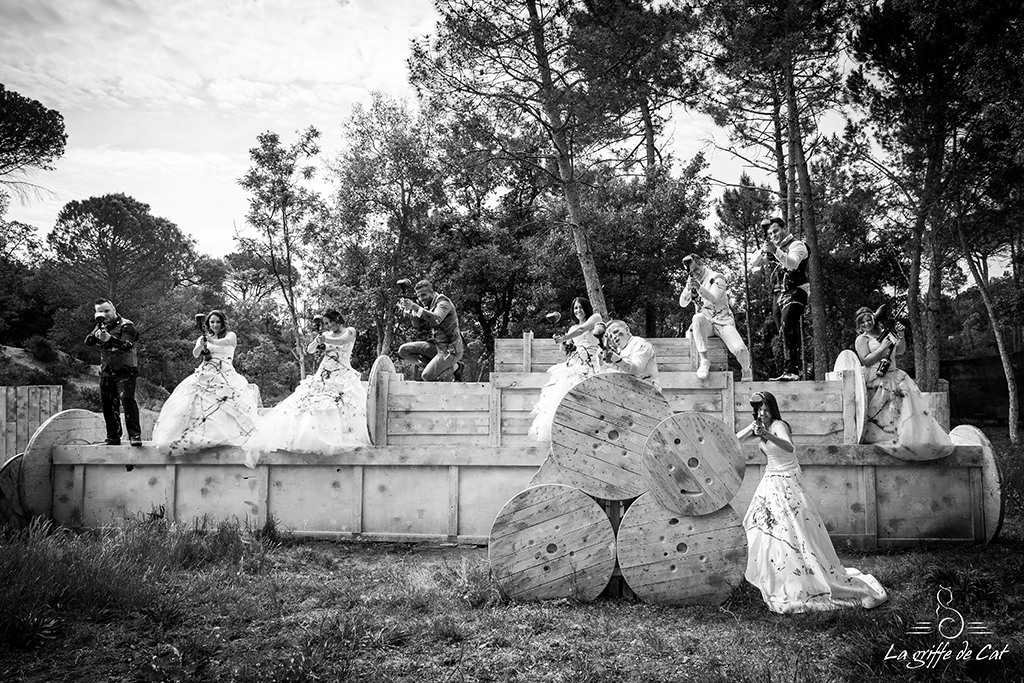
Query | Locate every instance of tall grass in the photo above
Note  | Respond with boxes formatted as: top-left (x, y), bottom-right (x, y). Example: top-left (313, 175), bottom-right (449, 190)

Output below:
top-left (0, 515), bottom-right (279, 649)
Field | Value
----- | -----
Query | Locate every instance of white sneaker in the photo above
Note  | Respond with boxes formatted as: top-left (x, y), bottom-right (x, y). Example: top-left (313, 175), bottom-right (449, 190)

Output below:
top-left (696, 358), bottom-right (710, 380)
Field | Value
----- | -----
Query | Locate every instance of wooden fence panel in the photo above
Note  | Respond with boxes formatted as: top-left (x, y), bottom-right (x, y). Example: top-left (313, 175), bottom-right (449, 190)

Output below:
top-left (1, 385), bottom-right (63, 463)
top-left (494, 334), bottom-right (728, 374)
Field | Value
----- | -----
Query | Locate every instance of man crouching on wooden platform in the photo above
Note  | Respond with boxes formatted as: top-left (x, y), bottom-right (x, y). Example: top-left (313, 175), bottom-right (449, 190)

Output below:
top-left (397, 280), bottom-right (465, 381)
top-left (602, 320), bottom-right (661, 391)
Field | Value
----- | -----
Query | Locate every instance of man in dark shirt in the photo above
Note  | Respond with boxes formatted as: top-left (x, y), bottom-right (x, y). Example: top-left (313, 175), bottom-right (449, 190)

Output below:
top-left (397, 280), bottom-right (464, 381)
top-left (752, 217), bottom-right (809, 381)
top-left (85, 298), bottom-right (142, 445)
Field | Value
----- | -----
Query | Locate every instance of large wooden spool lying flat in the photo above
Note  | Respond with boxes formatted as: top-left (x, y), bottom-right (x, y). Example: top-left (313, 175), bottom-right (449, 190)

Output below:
top-left (950, 425), bottom-right (1003, 542)
top-left (550, 373), bottom-right (671, 500)
top-left (617, 493), bottom-right (747, 606)
top-left (642, 413), bottom-right (743, 516)
top-left (488, 484), bottom-right (616, 602)
top-left (21, 410), bottom-right (106, 519)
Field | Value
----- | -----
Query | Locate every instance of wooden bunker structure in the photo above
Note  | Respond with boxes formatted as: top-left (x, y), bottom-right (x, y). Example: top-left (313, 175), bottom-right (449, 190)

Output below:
top-left (0, 334), bottom-right (1003, 575)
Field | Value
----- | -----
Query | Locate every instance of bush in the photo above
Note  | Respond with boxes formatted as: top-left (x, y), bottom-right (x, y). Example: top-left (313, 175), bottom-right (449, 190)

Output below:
top-left (22, 335), bottom-right (58, 363)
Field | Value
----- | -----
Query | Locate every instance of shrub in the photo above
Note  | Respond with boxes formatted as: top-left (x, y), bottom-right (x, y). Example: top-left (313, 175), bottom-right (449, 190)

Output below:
top-left (23, 335), bottom-right (58, 363)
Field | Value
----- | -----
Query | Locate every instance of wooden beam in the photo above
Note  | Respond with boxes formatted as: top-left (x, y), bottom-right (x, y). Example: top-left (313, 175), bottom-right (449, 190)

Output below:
top-left (522, 330), bottom-right (533, 372)
top-left (489, 384), bottom-right (501, 447)
top-left (164, 464), bottom-right (177, 522)
top-left (52, 443), bottom-right (550, 467)
top-left (256, 465), bottom-right (269, 527)
top-left (448, 465), bottom-right (459, 539)
top-left (352, 465), bottom-right (363, 534)
top-left (71, 464), bottom-right (85, 528)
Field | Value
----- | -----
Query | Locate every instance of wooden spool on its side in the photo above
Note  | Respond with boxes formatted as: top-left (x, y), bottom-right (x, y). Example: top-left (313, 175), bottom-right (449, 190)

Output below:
top-left (0, 453), bottom-right (29, 528)
top-left (617, 493), bottom-right (746, 606)
top-left (550, 373), bottom-right (672, 500)
top-left (366, 355), bottom-right (396, 446)
top-left (950, 425), bottom-right (1003, 543)
top-left (827, 350), bottom-right (866, 443)
top-left (488, 484), bottom-right (616, 602)
top-left (21, 410), bottom-right (106, 519)
top-left (642, 413), bottom-right (744, 516)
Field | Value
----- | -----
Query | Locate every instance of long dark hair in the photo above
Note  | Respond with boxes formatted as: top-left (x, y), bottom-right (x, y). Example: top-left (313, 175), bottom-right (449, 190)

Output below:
top-left (572, 297), bottom-right (593, 323)
top-left (323, 308), bottom-right (344, 326)
top-left (759, 391), bottom-right (792, 434)
top-left (205, 310), bottom-right (228, 339)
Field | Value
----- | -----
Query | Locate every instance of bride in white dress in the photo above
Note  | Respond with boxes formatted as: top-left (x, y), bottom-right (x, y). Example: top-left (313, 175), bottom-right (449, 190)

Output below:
top-left (738, 391), bottom-right (889, 614)
top-left (244, 309), bottom-right (370, 467)
top-left (528, 297), bottom-right (610, 441)
top-left (152, 310), bottom-right (258, 455)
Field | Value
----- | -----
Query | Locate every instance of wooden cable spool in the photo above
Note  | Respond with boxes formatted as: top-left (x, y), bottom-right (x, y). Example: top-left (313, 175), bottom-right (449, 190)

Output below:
top-left (21, 409), bottom-right (106, 519)
top-left (642, 413), bottom-right (744, 516)
top-left (366, 354), bottom-right (396, 446)
top-left (550, 373), bottom-right (672, 500)
top-left (488, 484), bottom-right (616, 602)
top-left (950, 425), bottom-right (1003, 543)
top-left (0, 453), bottom-right (29, 528)
top-left (828, 350), bottom-right (866, 443)
top-left (617, 492), bottom-right (747, 606)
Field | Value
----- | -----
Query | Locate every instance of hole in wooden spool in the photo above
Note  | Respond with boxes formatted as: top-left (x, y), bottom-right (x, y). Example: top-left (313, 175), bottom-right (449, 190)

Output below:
top-left (668, 518), bottom-right (679, 526)
top-left (676, 542), bottom-right (688, 553)
top-left (687, 457), bottom-right (699, 468)
top-left (546, 543), bottom-right (558, 554)
top-left (607, 429), bottom-right (619, 441)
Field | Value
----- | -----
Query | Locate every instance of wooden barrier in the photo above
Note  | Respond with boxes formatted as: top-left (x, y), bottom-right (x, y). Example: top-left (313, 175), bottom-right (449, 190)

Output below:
top-left (5, 351), bottom-right (1000, 552)
top-left (495, 333), bottom-right (728, 374)
top-left (1, 385), bottom-right (63, 463)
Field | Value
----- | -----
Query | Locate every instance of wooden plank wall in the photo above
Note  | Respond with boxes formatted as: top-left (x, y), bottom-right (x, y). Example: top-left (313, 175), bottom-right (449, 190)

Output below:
top-left (494, 333), bottom-right (728, 374)
top-left (39, 362), bottom-right (975, 549)
top-left (1, 386), bottom-right (63, 463)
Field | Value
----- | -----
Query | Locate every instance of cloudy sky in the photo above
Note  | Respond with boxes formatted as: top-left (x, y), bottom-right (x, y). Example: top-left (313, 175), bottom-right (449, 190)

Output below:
top-left (2, 0), bottom-right (742, 257)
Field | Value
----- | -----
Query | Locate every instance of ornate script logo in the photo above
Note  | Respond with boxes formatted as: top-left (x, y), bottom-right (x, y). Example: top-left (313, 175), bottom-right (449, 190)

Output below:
top-left (884, 587), bottom-right (1008, 670)
top-left (904, 586), bottom-right (994, 639)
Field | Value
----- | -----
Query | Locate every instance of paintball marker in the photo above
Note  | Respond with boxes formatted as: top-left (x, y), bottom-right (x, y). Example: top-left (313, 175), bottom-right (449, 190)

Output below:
top-left (196, 313), bottom-right (211, 359)
top-left (750, 392), bottom-right (765, 433)
top-left (312, 314), bottom-right (326, 351)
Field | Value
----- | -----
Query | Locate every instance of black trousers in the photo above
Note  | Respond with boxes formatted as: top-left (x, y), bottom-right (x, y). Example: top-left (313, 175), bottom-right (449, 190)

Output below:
top-left (772, 287), bottom-right (808, 374)
top-left (99, 367), bottom-right (141, 441)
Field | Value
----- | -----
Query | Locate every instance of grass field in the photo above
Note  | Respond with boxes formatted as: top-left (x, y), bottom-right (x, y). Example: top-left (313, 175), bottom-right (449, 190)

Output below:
top-left (1, 430), bottom-right (1022, 683)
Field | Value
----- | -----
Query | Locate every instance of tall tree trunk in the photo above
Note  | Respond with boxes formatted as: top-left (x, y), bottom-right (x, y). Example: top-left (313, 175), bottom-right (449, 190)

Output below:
top-left (279, 204), bottom-right (306, 380)
top-left (785, 60), bottom-right (828, 379)
top-left (770, 77), bottom-right (788, 223)
top-left (640, 91), bottom-right (657, 176)
top-left (743, 241), bottom-right (753, 353)
top-left (920, 240), bottom-right (943, 390)
top-left (526, 0), bottom-right (608, 316)
top-left (956, 215), bottom-right (1019, 443)
top-left (909, 131), bottom-right (945, 384)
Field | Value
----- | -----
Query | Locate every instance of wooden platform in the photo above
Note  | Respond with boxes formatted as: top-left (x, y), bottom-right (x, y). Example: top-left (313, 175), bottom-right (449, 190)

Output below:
top-left (1, 345), bottom-right (1001, 549)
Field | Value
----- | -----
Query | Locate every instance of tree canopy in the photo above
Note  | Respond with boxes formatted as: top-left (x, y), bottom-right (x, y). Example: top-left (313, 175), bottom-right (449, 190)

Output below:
top-left (0, 84), bottom-right (67, 197)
